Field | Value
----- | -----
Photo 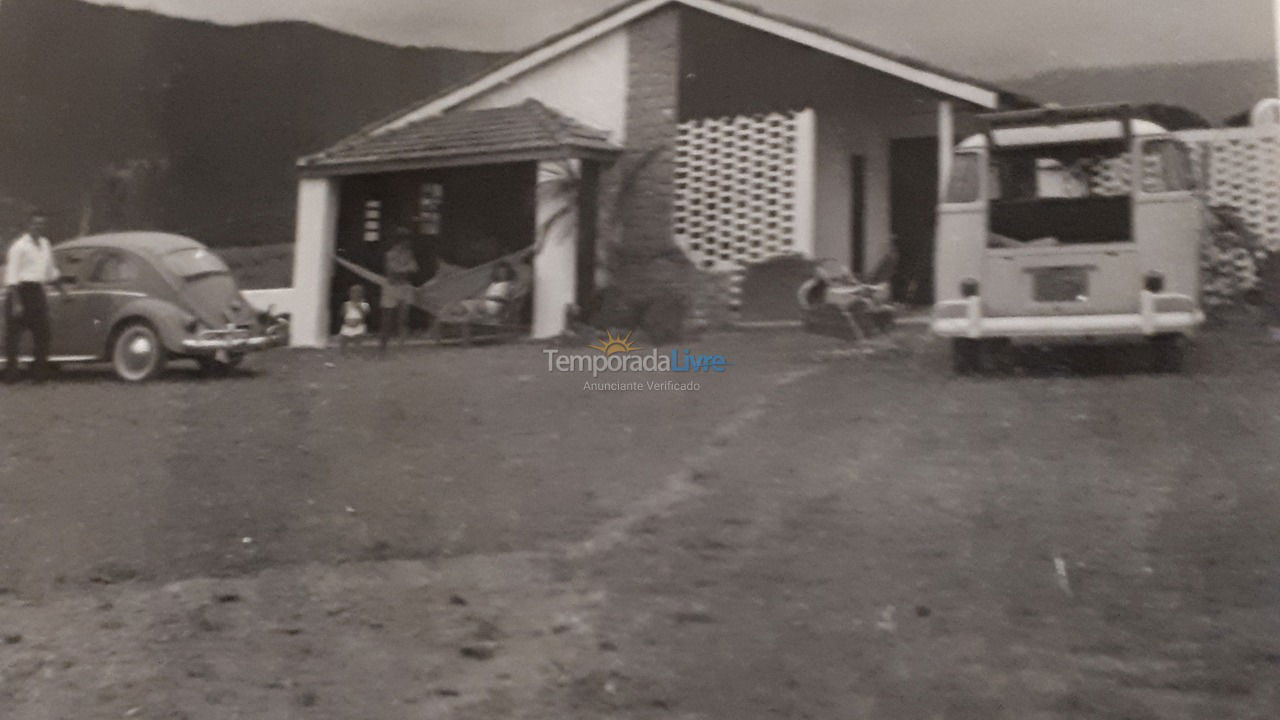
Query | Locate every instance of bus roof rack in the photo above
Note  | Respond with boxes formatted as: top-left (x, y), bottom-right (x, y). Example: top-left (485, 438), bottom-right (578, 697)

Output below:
top-left (978, 103), bottom-right (1136, 148)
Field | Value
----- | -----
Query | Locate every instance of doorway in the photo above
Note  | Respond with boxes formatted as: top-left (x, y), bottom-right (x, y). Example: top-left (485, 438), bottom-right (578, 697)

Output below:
top-left (889, 137), bottom-right (939, 305)
top-left (850, 154), bottom-right (866, 277)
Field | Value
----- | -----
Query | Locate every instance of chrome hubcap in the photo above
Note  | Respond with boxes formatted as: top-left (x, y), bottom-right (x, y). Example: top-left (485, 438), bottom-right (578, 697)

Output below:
top-left (117, 330), bottom-right (157, 378)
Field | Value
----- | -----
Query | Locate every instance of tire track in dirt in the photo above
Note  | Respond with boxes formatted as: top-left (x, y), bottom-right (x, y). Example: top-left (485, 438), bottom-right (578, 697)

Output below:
top-left (567, 366), bottom-right (823, 561)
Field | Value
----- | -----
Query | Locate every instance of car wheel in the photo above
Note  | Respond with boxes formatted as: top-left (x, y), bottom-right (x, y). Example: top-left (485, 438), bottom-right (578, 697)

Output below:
top-left (982, 337), bottom-right (1013, 374)
top-left (952, 338), bottom-right (978, 375)
top-left (111, 322), bottom-right (167, 382)
top-left (1150, 334), bottom-right (1185, 374)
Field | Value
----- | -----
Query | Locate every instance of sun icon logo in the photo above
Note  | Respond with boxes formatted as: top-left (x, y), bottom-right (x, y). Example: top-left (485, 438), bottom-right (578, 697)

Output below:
top-left (588, 330), bottom-right (640, 355)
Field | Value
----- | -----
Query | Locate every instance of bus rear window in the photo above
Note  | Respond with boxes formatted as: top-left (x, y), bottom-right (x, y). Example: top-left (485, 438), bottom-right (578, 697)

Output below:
top-left (992, 141), bottom-right (1130, 201)
top-left (988, 141), bottom-right (1133, 247)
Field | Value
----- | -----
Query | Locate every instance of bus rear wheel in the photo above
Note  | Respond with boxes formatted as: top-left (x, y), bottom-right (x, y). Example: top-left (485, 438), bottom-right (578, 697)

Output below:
top-left (952, 338), bottom-right (1011, 375)
top-left (952, 339), bottom-right (980, 375)
top-left (1150, 334), bottom-right (1186, 374)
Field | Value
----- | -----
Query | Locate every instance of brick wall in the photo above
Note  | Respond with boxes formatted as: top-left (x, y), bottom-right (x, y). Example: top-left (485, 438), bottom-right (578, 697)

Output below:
top-left (620, 6), bottom-right (681, 248)
top-left (593, 5), bottom-right (702, 333)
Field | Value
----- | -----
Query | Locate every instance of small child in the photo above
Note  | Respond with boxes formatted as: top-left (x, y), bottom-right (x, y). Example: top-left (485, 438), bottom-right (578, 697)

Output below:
top-left (339, 285), bottom-right (371, 353)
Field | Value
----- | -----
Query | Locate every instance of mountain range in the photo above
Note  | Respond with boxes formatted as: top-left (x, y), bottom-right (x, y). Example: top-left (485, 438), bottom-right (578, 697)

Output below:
top-left (1004, 59), bottom-right (1275, 127)
top-left (0, 0), bottom-right (1273, 249)
top-left (0, 0), bottom-right (501, 245)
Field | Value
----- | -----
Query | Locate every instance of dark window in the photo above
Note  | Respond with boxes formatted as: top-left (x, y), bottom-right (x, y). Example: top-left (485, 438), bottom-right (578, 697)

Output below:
top-left (363, 199), bottom-right (382, 242)
top-left (418, 183), bottom-right (444, 235)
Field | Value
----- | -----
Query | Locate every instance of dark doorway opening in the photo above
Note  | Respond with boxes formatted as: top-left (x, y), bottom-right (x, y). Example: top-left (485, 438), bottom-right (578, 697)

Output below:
top-left (889, 138), bottom-right (939, 305)
top-left (330, 163), bottom-right (537, 335)
top-left (850, 154), bottom-right (866, 277)
top-left (575, 162), bottom-right (600, 308)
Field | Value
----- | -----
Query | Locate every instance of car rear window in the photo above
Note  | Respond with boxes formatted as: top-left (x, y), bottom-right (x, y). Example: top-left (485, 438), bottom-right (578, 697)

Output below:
top-left (164, 248), bottom-right (229, 278)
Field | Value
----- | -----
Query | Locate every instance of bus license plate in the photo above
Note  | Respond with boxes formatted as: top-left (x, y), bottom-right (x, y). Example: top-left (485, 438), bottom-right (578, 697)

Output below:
top-left (1033, 266), bottom-right (1089, 303)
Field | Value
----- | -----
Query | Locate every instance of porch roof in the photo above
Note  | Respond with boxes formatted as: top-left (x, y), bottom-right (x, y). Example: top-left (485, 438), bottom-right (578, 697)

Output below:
top-left (299, 99), bottom-right (622, 176)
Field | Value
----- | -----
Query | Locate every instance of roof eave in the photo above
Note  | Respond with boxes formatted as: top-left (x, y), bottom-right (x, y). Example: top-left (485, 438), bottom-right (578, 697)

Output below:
top-left (300, 0), bottom-right (1025, 164)
top-left (394, 0), bottom-right (1010, 125)
top-left (298, 144), bottom-right (622, 177)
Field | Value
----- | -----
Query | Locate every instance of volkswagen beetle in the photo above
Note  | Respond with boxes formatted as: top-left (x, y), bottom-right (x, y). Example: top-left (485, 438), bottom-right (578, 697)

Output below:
top-left (0, 232), bottom-right (287, 381)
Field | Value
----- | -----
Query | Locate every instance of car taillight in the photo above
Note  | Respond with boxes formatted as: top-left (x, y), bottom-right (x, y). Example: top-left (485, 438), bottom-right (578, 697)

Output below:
top-left (960, 278), bottom-right (980, 297)
top-left (1144, 271), bottom-right (1165, 293)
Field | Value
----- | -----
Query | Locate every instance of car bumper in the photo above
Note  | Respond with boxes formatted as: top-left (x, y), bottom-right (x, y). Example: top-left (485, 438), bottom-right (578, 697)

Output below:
top-left (931, 292), bottom-right (1204, 339)
top-left (181, 324), bottom-right (288, 353)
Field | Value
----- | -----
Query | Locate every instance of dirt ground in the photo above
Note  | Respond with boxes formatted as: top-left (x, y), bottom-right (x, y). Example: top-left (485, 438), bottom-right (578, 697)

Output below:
top-left (2, 318), bottom-right (1279, 719)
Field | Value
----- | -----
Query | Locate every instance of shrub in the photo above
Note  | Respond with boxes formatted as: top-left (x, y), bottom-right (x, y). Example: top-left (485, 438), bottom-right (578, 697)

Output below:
top-left (640, 293), bottom-right (688, 345)
top-left (1202, 206), bottom-right (1267, 307)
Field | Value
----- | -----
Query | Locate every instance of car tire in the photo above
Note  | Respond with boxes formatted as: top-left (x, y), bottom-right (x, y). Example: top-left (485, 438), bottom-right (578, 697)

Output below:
top-left (952, 338), bottom-right (978, 375)
top-left (983, 337), bottom-right (1013, 374)
top-left (111, 322), bottom-right (167, 382)
top-left (1150, 334), bottom-right (1185, 374)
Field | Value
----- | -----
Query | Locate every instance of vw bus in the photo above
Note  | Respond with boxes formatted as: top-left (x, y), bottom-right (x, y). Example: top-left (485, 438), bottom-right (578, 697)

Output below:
top-left (931, 104), bottom-right (1205, 373)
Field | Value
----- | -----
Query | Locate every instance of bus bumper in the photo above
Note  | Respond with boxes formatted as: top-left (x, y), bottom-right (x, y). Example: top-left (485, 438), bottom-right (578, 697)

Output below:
top-left (931, 292), bottom-right (1204, 340)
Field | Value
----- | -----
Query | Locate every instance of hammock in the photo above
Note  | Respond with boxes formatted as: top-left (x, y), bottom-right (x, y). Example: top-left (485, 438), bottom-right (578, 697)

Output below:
top-left (333, 245), bottom-right (535, 316)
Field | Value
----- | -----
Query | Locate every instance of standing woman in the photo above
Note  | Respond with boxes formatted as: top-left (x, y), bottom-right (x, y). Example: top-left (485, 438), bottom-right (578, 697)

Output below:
top-left (380, 226), bottom-right (419, 353)
top-left (4, 210), bottom-right (68, 383)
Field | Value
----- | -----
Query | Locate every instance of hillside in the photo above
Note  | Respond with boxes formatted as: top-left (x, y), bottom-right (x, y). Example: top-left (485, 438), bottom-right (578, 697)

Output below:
top-left (1003, 59), bottom-right (1276, 126)
top-left (0, 0), bottom-right (501, 245)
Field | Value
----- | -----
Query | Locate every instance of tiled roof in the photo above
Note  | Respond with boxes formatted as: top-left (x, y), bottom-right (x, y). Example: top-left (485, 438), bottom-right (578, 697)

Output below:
top-left (301, 99), bottom-right (621, 171)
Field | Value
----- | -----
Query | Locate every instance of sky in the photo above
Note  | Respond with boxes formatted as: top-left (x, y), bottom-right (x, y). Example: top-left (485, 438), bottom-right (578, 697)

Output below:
top-left (82, 0), bottom-right (1277, 78)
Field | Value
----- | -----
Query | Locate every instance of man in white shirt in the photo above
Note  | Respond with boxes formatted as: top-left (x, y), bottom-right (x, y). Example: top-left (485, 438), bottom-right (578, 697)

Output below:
top-left (4, 211), bottom-right (67, 383)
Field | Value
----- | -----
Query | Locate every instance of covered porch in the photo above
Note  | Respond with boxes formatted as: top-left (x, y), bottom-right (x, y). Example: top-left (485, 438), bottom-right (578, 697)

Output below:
top-left (672, 5), bottom-right (1019, 307)
top-left (289, 100), bottom-right (621, 348)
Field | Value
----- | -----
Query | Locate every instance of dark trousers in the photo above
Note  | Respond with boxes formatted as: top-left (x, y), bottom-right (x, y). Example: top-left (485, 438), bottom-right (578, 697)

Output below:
top-left (5, 282), bottom-right (51, 381)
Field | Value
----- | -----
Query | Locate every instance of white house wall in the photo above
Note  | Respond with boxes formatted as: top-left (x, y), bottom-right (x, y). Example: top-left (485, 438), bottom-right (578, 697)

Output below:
top-left (455, 30), bottom-right (630, 144)
top-left (813, 103), bottom-right (891, 273)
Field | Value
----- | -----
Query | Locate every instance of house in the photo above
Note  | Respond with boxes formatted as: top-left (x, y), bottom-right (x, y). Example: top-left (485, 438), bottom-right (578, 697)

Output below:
top-left (288, 0), bottom-right (1031, 347)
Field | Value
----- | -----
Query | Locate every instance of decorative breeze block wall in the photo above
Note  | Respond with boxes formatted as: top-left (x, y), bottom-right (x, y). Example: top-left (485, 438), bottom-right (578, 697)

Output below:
top-left (1176, 127), bottom-right (1280, 305)
top-left (673, 110), bottom-right (810, 312)
top-left (1177, 126), bottom-right (1280, 252)
top-left (674, 110), bottom-right (800, 271)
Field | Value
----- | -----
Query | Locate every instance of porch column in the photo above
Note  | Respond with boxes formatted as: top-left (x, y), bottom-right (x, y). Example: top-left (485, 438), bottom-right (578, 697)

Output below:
top-left (532, 159), bottom-right (580, 339)
top-left (793, 108), bottom-right (819, 257)
top-left (937, 100), bottom-right (955, 202)
top-left (290, 176), bottom-right (340, 348)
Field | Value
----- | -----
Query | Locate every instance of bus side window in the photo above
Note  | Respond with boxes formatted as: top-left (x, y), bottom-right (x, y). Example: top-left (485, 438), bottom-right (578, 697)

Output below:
top-left (1141, 139), bottom-right (1196, 193)
top-left (945, 153), bottom-right (982, 204)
